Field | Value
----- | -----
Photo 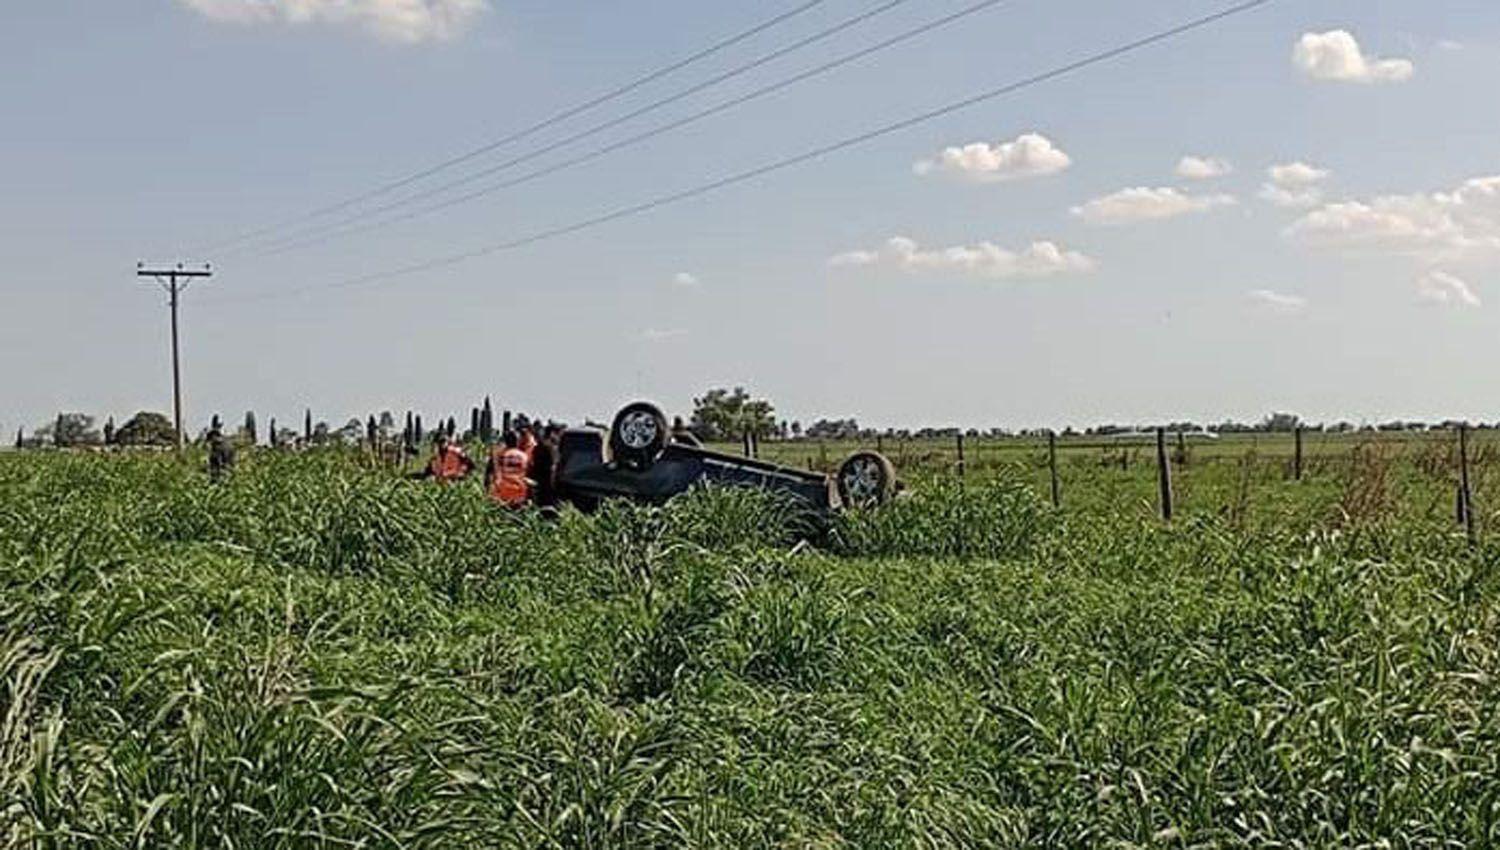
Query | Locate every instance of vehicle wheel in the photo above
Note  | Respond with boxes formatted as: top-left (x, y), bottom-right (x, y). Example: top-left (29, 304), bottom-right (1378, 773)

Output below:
top-left (609, 402), bottom-right (669, 468)
top-left (837, 451), bottom-right (896, 508)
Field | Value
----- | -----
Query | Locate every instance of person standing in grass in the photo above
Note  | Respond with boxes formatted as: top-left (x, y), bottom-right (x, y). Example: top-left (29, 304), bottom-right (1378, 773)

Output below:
top-left (207, 421), bottom-right (235, 483)
top-left (530, 423), bottom-right (564, 512)
top-left (486, 430), bottom-right (532, 508)
top-left (414, 432), bottom-right (474, 482)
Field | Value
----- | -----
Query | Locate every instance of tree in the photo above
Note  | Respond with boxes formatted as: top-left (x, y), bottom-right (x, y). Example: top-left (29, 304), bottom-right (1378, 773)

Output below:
top-left (334, 419), bottom-right (363, 445)
top-left (103, 417), bottom-right (116, 445)
top-left (115, 412), bottom-right (176, 446)
top-left (14, 427), bottom-right (23, 450)
top-left (690, 388), bottom-right (776, 441)
top-left (1262, 412), bottom-right (1301, 433)
top-left (446, 417), bottom-right (457, 438)
top-left (414, 415), bottom-right (425, 444)
top-left (482, 397), bottom-right (495, 442)
top-left (366, 415), bottom-right (378, 447)
top-left (805, 418), bottom-right (860, 440)
top-left (41, 413), bottom-right (102, 448)
top-left (243, 411), bottom-right (258, 444)
top-left (304, 410), bottom-right (313, 442)
top-left (269, 417), bottom-right (279, 448)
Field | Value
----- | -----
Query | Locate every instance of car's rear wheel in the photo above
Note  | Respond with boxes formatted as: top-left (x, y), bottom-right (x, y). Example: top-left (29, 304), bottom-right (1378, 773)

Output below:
top-left (609, 402), bottom-right (669, 468)
top-left (837, 451), bottom-right (896, 508)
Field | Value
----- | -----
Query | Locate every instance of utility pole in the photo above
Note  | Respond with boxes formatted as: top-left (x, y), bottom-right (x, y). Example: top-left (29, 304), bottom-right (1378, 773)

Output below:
top-left (137, 262), bottom-right (212, 451)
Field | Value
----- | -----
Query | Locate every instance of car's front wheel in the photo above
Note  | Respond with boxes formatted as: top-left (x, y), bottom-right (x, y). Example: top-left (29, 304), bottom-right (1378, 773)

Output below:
top-left (609, 402), bottom-right (669, 468)
top-left (837, 451), bottom-right (896, 508)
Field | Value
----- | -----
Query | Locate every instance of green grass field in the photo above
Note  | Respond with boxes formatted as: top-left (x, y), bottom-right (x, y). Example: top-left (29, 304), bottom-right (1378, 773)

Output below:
top-left (4, 436), bottom-right (1499, 847)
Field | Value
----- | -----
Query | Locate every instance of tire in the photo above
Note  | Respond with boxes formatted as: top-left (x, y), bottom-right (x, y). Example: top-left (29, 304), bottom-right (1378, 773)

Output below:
top-left (609, 402), bottom-right (669, 468)
top-left (837, 451), bottom-right (896, 508)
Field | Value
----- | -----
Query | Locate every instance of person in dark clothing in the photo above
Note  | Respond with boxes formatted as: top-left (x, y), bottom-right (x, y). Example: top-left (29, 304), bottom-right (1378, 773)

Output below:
top-left (207, 425), bottom-right (235, 482)
top-left (531, 423), bottom-right (564, 510)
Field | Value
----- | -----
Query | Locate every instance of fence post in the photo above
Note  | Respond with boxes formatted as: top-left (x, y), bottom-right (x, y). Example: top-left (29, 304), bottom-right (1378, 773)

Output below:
top-left (1156, 427), bottom-right (1173, 522)
top-left (1459, 424), bottom-right (1475, 545)
top-left (1294, 426), bottom-right (1304, 481)
top-left (1048, 430), bottom-right (1061, 508)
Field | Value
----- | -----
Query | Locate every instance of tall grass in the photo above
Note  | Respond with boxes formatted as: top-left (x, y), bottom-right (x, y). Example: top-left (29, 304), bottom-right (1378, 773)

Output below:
top-left (3, 448), bottom-right (1499, 846)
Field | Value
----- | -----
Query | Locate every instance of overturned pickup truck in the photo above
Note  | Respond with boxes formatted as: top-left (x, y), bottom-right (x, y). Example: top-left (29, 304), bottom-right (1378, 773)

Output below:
top-left (556, 402), bottom-right (898, 513)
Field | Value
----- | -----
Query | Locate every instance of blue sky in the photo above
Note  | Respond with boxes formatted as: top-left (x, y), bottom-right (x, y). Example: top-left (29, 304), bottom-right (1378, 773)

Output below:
top-left (2, 0), bottom-right (1497, 435)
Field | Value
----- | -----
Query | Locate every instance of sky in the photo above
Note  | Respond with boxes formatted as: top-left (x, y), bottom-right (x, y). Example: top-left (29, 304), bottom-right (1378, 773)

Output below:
top-left (2, 0), bottom-right (1498, 435)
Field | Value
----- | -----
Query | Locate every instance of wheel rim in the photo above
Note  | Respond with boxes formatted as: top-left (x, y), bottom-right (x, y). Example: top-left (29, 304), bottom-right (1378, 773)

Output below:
top-left (841, 457), bottom-right (884, 505)
top-left (619, 411), bottom-right (660, 451)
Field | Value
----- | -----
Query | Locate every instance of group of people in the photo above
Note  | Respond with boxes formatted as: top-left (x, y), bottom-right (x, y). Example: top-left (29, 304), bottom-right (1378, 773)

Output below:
top-left (418, 421), bottom-right (565, 510)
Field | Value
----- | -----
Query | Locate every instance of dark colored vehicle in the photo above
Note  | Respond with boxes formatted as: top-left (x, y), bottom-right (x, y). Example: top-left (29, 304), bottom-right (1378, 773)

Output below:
top-left (557, 402), bottom-right (897, 513)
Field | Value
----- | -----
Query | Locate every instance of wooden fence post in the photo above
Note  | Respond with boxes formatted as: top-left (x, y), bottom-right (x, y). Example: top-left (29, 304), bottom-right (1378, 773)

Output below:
top-left (1459, 424), bottom-right (1475, 545)
top-left (1048, 430), bottom-right (1061, 508)
top-left (1156, 427), bottom-right (1173, 522)
top-left (1294, 426), bottom-right (1304, 481)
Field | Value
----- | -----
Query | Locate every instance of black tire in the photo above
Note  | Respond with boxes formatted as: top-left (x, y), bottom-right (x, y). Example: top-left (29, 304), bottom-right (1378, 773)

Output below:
top-left (609, 402), bottom-right (669, 468)
top-left (837, 451), bottom-right (897, 508)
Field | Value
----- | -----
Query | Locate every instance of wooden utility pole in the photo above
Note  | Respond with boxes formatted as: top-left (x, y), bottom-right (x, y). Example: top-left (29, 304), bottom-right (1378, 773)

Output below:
top-left (137, 262), bottom-right (212, 451)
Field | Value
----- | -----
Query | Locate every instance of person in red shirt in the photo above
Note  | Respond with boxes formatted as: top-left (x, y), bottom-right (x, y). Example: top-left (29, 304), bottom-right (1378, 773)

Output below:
top-left (415, 433), bottom-right (474, 482)
top-left (485, 430), bottom-right (532, 508)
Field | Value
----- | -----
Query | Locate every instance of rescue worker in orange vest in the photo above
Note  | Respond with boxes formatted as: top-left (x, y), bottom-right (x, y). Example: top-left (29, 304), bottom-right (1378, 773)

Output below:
top-left (485, 430), bottom-right (532, 508)
top-left (414, 432), bottom-right (474, 482)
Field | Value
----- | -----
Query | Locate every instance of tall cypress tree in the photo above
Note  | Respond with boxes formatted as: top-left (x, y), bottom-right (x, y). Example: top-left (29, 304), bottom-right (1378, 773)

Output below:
top-left (470, 407), bottom-right (480, 439)
top-left (270, 418), bottom-right (279, 448)
top-left (103, 417), bottom-right (115, 446)
top-left (366, 415), bottom-right (378, 447)
top-left (446, 417), bottom-right (457, 438)
top-left (15, 428), bottom-right (23, 450)
top-left (304, 410), bottom-right (312, 442)
top-left (415, 415), bottom-right (425, 444)
top-left (54, 414), bottom-right (64, 448)
top-left (244, 411), bottom-right (258, 444)
top-left (482, 397), bottom-right (495, 442)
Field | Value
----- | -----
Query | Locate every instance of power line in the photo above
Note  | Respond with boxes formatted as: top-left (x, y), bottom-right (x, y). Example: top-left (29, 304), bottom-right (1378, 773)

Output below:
top-left (198, 0), bottom-right (833, 254)
top-left (209, 0), bottom-right (1279, 307)
top-left (228, 0), bottom-right (925, 258)
top-left (249, 0), bottom-right (1011, 259)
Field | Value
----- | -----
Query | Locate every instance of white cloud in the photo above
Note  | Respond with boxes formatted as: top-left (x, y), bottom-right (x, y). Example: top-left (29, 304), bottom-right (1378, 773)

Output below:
top-left (1269, 162), bottom-right (1330, 187)
top-left (1248, 289), bottom-right (1308, 312)
top-left (1072, 187), bottom-right (1236, 225)
top-left (1437, 39), bottom-right (1464, 52)
top-left (1260, 162), bottom-right (1332, 208)
top-left (1417, 270), bottom-right (1481, 307)
top-left (641, 328), bottom-right (688, 342)
top-left (1176, 156), bottom-right (1232, 180)
top-left (178, 0), bottom-right (489, 43)
top-left (671, 272), bottom-right (699, 287)
top-left (914, 133), bottom-right (1072, 182)
top-left (829, 236), bottom-right (1095, 279)
top-left (1287, 175), bottom-right (1500, 261)
top-left (1294, 30), bottom-right (1414, 83)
